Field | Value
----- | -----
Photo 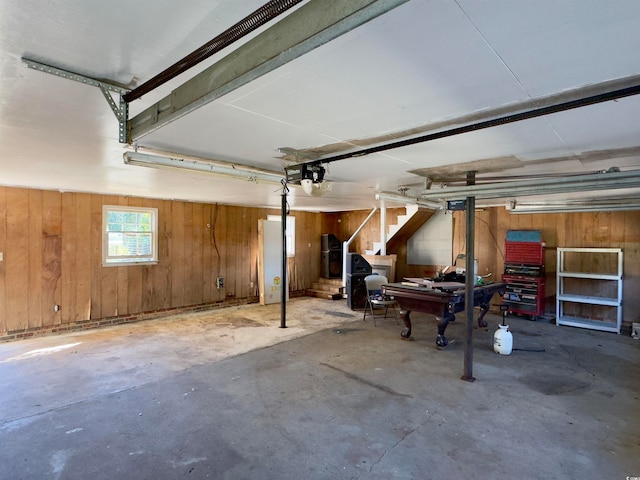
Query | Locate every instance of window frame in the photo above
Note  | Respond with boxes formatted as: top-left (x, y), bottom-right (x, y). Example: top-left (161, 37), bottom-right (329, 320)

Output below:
top-left (102, 205), bottom-right (159, 266)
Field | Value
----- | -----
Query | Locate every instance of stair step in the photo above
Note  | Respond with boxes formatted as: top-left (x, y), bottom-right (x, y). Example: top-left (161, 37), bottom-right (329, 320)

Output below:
top-left (317, 277), bottom-right (343, 285)
top-left (388, 224), bottom-right (401, 237)
top-left (311, 282), bottom-right (344, 293)
top-left (305, 289), bottom-right (344, 300)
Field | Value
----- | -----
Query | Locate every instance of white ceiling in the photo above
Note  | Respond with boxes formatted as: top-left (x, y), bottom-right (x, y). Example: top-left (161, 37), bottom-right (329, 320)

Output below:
top-left (2, 0), bottom-right (640, 212)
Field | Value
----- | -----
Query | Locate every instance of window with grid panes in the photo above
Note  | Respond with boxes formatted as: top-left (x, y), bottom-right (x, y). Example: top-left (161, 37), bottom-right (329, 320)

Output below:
top-left (103, 206), bottom-right (158, 265)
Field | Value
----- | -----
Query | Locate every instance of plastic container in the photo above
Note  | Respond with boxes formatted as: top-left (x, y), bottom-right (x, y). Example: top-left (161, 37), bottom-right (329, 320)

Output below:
top-left (493, 324), bottom-right (513, 355)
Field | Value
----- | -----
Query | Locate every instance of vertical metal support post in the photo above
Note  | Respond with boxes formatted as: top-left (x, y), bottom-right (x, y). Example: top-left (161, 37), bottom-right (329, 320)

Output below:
top-left (462, 172), bottom-right (476, 381)
top-left (380, 198), bottom-right (387, 256)
top-left (280, 181), bottom-right (288, 328)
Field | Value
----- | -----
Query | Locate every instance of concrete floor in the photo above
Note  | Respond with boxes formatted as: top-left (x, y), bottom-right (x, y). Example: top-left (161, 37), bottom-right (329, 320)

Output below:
top-left (0, 297), bottom-right (638, 479)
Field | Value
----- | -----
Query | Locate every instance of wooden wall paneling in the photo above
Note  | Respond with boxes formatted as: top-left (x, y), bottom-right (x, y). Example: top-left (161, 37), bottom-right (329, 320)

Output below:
top-left (211, 203), bottom-right (222, 299)
top-left (162, 199), bottom-right (175, 307)
top-left (553, 212), bottom-right (566, 248)
top-left (125, 265), bottom-right (142, 315)
top-left (540, 213), bottom-right (557, 308)
top-left (135, 198), bottom-right (150, 312)
top-left (237, 205), bottom-right (246, 296)
top-left (303, 212), bottom-right (319, 289)
top-left (623, 211), bottom-right (640, 324)
top-left (452, 211), bottom-right (464, 259)
top-left (529, 213), bottom-right (545, 235)
top-left (234, 205), bottom-right (245, 297)
top-left (594, 211), bottom-right (613, 246)
top-left (287, 212), bottom-right (299, 291)
top-left (182, 202), bottom-right (195, 305)
top-left (542, 213), bottom-right (557, 272)
top-left (247, 207), bottom-right (257, 297)
top-left (225, 205), bottom-right (237, 299)
top-left (299, 212), bottom-right (309, 289)
top-left (28, 190), bottom-right (43, 329)
top-left (610, 211), bottom-right (625, 246)
top-left (212, 203), bottom-right (223, 301)
top-left (496, 208), bottom-right (510, 275)
top-left (233, 206), bottom-right (243, 297)
top-left (0, 188), bottom-right (6, 332)
top-left (202, 203), bottom-right (213, 303)
top-left (487, 208), bottom-right (500, 277)
top-left (475, 210), bottom-right (491, 276)
top-left (226, 205), bottom-right (236, 297)
top-left (6, 188), bottom-right (30, 330)
top-left (139, 261), bottom-right (152, 312)
top-left (75, 193), bottom-right (91, 321)
top-left (152, 198), bottom-right (172, 309)
top-left (249, 207), bottom-right (261, 296)
top-left (115, 266), bottom-right (128, 317)
top-left (245, 206), bottom-right (256, 297)
top-left (231, 204), bottom-right (241, 298)
top-left (170, 201), bottom-right (185, 307)
top-left (89, 195), bottom-right (103, 319)
top-left (100, 196), bottom-right (119, 318)
top-left (234, 207), bottom-right (249, 297)
top-left (60, 193), bottom-right (77, 323)
top-left (192, 202), bottom-right (204, 304)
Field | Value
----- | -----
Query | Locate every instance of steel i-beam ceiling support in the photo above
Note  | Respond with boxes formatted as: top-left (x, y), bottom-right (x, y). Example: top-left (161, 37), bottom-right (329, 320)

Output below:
top-left (22, 58), bottom-right (130, 143)
top-left (303, 75), bottom-right (640, 167)
top-left (128, 0), bottom-right (409, 143)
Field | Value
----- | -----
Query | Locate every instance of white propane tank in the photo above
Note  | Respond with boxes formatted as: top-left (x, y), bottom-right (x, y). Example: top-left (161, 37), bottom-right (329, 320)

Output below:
top-left (493, 324), bottom-right (513, 355)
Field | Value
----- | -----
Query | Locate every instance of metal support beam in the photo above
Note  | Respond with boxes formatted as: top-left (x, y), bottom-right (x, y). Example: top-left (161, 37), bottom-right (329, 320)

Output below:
top-left (380, 198), bottom-right (387, 256)
top-left (22, 58), bottom-right (130, 143)
top-left (462, 172), bottom-right (476, 382)
top-left (281, 180), bottom-right (289, 328)
top-left (128, 0), bottom-right (409, 142)
top-left (303, 75), bottom-right (640, 167)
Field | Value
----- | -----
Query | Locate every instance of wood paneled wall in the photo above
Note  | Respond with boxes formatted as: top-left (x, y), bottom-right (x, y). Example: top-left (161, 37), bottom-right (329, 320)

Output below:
top-left (452, 208), bottom-right (640, 326)
top-left (3, 187), bottom-right (638, 336)
top-left (0, 187), bottom-right (325, 336)
top-left (323, 205), bottom-right (640, 327)
top-left (323, 208), bottom-right (405, 254)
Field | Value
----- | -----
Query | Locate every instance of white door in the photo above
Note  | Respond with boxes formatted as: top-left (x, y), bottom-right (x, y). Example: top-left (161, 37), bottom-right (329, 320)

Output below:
top-left (258, 219), bottom-right (288, 305)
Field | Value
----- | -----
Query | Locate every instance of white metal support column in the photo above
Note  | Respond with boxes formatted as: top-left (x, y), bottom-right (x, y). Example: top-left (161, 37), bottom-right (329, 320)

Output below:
top-left (380, 198), bottom-right (387, 256)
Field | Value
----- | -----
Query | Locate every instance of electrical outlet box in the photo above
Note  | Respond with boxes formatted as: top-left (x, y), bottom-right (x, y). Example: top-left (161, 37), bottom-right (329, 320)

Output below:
top-left (216, 277), bottom-right (224, 289)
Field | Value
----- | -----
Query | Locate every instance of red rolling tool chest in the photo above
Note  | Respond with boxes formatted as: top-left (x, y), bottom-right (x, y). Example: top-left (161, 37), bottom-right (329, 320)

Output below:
top-left (502, 230), bottom-right (545, 320)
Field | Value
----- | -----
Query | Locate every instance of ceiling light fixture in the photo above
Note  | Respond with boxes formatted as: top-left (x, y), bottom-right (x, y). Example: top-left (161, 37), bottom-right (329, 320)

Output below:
top-left (300, 178), bottom-right (332, 197)
top-left (417, 168), bottom-right (640, 201)
top-left (123, 151), bottom-right (284, 184)
top-left (508, 201), bottom-right (640, 214)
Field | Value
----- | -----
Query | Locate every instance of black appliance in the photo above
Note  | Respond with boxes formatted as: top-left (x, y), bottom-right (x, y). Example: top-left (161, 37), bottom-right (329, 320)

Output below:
top-left (321, 234), bottom-right (342, 278)
top-left (346, 253), bottom-right (372, 309)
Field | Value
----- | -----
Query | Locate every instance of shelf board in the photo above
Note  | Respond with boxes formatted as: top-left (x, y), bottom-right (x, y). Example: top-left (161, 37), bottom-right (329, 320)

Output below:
top-left (557, 294), bottom-right (620, 306)
top-left (557, 272), bottom-right (620, 280)
top-left (556, 316), bottom-right (619, 333)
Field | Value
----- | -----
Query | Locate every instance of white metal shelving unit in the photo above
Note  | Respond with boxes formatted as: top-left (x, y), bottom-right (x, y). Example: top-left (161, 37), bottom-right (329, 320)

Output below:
top-left (556, 248), bottom-right (623, 333)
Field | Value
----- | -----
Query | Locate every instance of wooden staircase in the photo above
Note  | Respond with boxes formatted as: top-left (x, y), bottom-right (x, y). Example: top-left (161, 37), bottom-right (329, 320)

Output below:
top-left (306, 277), bottom-right (344, 300)
top-left (366, 204), bottom-right (435, 255)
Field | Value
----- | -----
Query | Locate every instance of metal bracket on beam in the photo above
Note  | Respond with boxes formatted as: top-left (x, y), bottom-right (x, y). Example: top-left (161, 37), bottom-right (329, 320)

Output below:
top-left (22, 57), bottom-right (130, 143)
